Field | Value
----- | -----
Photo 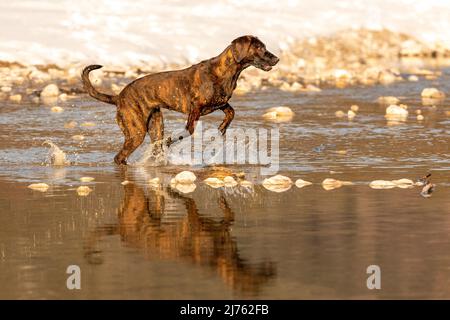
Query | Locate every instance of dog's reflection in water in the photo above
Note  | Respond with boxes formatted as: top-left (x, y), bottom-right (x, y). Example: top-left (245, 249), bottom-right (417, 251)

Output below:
top-left (85, 179), bottom-right (275, 296)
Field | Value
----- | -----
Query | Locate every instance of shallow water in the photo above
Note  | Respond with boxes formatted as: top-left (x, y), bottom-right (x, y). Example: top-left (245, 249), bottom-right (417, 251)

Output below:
top-left (0, 67), bottom-right (449, 299)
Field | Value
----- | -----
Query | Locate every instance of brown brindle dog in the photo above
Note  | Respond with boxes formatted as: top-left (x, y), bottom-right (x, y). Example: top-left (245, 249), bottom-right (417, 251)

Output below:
top-left (82, 35), bottom-right (279, 165)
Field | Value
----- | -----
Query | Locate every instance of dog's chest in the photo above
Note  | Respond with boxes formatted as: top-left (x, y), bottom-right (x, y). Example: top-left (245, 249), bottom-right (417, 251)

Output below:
top-left (211, 88), bottom-right (231, 105)
top-left (193, 65), bottom-right (240, 107)
top-left (208, 78), bottom-right (236, 106)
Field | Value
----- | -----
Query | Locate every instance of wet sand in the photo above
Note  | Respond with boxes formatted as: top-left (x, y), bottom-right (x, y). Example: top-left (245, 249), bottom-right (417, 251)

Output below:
top-left (0, 64), bottom-right (449, 299)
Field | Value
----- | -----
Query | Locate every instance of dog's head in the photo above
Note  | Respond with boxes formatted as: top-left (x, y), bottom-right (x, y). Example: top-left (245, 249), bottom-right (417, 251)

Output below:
top-left (230, 35), bottom-right (279, 71)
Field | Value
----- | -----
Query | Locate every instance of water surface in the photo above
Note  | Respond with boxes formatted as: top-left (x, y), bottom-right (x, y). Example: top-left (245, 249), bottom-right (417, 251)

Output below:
top-left (0, 67), bottom-right (449, 299)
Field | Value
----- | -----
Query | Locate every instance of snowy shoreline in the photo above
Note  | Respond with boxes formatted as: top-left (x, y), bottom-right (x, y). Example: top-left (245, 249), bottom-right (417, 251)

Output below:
top-left (1, 0), bottom-right (450, 69)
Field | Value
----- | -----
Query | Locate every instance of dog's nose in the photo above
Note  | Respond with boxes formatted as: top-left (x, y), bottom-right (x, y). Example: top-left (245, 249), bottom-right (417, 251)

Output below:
top-left (272, 56), bottom-right (280, 65)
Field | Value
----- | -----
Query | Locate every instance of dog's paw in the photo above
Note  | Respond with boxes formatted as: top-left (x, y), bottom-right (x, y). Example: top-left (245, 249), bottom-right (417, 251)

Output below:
top-left (165, 137), bottom-right (173, 147)
top-left (114, 155), bottom-right (127, 165)
top-left (218, 125), bottom-right (228, 135)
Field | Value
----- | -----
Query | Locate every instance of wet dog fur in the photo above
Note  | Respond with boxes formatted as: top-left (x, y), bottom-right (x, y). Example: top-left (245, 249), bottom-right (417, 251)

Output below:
top-left (82, 35), bottom-right (279, 165)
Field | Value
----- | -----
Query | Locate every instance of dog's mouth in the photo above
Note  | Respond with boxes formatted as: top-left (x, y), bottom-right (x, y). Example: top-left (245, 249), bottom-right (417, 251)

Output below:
top-left (258, 55), bottom-right (279, 71)
top-left (254, 61), bottom-right (274, 71)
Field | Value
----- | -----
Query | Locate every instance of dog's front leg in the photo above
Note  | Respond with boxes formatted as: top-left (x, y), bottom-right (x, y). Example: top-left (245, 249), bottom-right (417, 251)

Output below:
top-left (165, 107), bottom-right (201, 147)
top-left (186, 107), bottom-right (201, 135)
top-left (218, 104), bottom-right (235, 135)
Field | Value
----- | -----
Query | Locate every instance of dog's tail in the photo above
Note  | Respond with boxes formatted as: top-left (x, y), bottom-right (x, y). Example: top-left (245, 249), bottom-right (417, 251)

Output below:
top-left (81, 65), bottom-right (117, 105)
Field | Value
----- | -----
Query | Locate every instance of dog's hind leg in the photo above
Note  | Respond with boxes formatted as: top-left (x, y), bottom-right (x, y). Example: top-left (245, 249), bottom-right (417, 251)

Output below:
top-left (114, 108), bottom-right (146, 165)
top-left (147, 107), bottom-right (164, 154)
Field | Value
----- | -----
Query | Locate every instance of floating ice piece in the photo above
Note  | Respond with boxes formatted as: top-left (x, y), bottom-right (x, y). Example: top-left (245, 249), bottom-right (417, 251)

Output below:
top-left (263, 175), bottom-right (292, 192)
top-left (204, 177), bottom-right (224, 188)
top-left (173, 183), bottom-right (196, 194)
top-left (239, 180), bottom-right (253, 187)
top-left (347, 110), bottom-right (356, 119)
top-left (335, 110), bottom-right (345, 118)
top-left (425, 74), bottom-right (438, 80)
top-left (263, 106), bottom-right (294, 122)
top-left (378, 96), bottom-right (400, 105)
top-left (121, 180), bottom-right (130, 185)
top-left (350, 105), bottom-right (359, 112)
top-left (421, 88), bottom-right (445, 99)
top-left (80, 177), bottom-right (95, 182)
top-left (392, 178), bottom-right (415, 189)
top-left (77, 186), bottom-right (92, 196)
top-left (170, 172), bottom-right (197, 193)
top-left (369, 180), bottom-right (397, 189)
top-left (223, 176), bottom-right (238, 187)
top-left (64, 121), bottom-right (77, 128)
top-left (379, 71), bottom-right (397, 84)
top-left (322, 178), bottom-right (353, 190)
top-left (385, 104), bottom-right (408, 121)
top-left (263, 184), bottom-right (292, 193)
top-left (304, 84), bottom-right (321, 92)
top-left (370, 179), bottom-right (415, 189)
top-left (289, 82), bottom-right (303, 91)
top-left (295, 179), bottom-right (312, 188)
top-left (279, 82), bottom-right (290, 91)
top-left (333, 69), bottom-right (351, 79)
top-left (263, 175), bottom-right (292, 186)
top-left (9, 94), bottom-right (22, 102)
top-left (392, 178), bottom-right (414, 185)
top-left (80, 122), bottom-right (96, 127)
top-left (40, 84), bottom-right (59, 97)
top-left (173, 171), bottom-right (197, 184)
top-left (43, 140), bottom-right (68, 166)
top-left (51, 106), bottom-right (63, 112)
top-left (280, 82), bottom-right (303, 92)
top-left (262, 111), bottom-right (278, 119)
top-left (386, 104), bottom-right (408, 115)
top-left (28, 183), bottom-right (49, 192)
top-left (71, 135), bottom-right (85, 141)
top-left (59, 93), bottom-right (68, 101)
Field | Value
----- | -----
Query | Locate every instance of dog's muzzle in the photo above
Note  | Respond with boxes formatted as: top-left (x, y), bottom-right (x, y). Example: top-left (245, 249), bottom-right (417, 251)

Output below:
top-left (260, 51), bottom-right (279, 71)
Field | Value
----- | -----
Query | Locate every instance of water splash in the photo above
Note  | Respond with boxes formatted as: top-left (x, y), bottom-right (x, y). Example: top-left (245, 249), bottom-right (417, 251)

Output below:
top-left (136, 132), bottom-right (261, 167)
top-left (43, 140), bottom-right (69, 166)
top-left (134, 141), bottom-right (168, 166)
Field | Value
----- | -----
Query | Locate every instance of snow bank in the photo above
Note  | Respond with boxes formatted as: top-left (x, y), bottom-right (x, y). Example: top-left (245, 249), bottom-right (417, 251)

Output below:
top-left (1, 0), bottom-right (450, 68)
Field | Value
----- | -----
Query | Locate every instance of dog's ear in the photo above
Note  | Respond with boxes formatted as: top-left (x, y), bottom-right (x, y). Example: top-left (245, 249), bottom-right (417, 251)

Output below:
top-left (231, 36), bottom-right (252, 63)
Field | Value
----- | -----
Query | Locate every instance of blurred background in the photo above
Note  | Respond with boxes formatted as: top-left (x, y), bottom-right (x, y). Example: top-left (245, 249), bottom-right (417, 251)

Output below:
top-left (1, 0), bottom-right (450, 68)
top-left (1, 0), bottom-right (449, 300)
